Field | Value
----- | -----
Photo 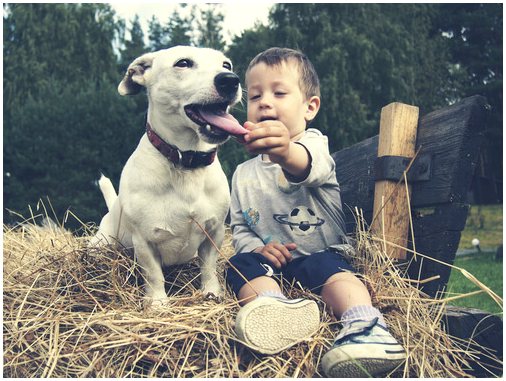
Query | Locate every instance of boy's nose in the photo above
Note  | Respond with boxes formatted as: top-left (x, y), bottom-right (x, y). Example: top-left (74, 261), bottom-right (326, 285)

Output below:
top-left (259, 95), bottom-right (273, 108)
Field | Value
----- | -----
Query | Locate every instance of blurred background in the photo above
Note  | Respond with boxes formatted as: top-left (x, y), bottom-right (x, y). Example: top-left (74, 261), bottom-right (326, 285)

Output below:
top-left (3, 3), bottom-right (502, 231)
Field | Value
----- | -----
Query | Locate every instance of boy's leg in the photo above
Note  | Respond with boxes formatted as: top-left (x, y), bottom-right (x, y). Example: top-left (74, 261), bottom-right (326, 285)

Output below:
top-left (320, 272), bottom-right (374, 317)
top-left (225, 252), bottom-right (320, 354)
top-left (237, 276), bottom-right (283, 305)
top-left (297, 248), bottom-right (405, 377)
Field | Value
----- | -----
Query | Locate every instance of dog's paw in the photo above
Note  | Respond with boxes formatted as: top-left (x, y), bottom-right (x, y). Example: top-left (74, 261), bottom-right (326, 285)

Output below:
top-left (201, 284), bottom-right (223, 301)
top-left (203, 291), bottom-right (223, 302)
top-left (144, 297), bottom-right (170, 310)
top-left (201, 280), bottom-right (222, 299)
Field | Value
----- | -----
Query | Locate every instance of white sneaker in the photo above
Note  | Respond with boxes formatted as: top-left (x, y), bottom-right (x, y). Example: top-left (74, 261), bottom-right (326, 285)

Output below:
top-left (234, 297), bottom-right (320, 355)
top-left (321, 318), bottom-right (406, 377)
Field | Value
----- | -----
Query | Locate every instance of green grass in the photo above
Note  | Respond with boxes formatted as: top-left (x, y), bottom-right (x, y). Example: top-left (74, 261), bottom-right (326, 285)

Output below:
top-left (445, 204), bottom-right (503, 315)
top-left (446, 252), bottom-right (503, 315)
top-left (458, 204), bottom-right (503, 251)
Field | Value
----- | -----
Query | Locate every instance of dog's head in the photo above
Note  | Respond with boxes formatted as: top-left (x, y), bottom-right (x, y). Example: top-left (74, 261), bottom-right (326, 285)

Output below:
top-left (118, 46), bottom-right (245, 145)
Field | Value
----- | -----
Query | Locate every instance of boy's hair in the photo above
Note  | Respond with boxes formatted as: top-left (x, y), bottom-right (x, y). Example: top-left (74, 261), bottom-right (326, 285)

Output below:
top-left (246, 47), bottom-right (321, 99)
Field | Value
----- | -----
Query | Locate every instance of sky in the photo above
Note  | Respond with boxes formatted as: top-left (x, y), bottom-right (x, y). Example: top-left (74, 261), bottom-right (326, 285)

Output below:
top-left (110, 2), bottom-right (274, 46)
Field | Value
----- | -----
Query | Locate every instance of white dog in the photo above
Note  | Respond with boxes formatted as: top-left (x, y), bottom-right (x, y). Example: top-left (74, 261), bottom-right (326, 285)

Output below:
top-left (90, 46), bottom-right (246, 305)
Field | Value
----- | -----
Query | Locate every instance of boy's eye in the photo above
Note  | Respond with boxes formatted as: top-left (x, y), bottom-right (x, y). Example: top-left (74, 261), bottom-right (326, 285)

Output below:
top-left (249, 94), bottom-right (260, 100)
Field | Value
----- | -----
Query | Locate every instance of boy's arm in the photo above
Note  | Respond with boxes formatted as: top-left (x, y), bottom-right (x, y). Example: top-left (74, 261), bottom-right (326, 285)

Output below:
top-left (231, 221), bottom-right (265, 254)
top-left (229, 170), bottom-right (265, 253)
top-left (286, 129), bottom-right (336, 187)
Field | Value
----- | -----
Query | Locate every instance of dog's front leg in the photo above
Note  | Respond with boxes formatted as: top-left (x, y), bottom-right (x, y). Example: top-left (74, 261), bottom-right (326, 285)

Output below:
top-left (197, 227), bottom-right (224, 298)
top-left (132, 233), bottom-right (168, 305)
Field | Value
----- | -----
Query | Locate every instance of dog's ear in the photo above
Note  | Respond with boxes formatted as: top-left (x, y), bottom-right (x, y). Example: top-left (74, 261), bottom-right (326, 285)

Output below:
top-left (118, 53), bottom-right (155, 96)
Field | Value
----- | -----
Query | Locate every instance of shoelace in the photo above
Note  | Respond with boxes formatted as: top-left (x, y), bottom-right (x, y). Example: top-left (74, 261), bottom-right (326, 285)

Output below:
top-left (333, 317), bottom-right (379, 346)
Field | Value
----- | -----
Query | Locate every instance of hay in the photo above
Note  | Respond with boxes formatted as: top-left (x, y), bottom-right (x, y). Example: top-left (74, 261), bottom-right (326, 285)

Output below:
top-left (3, 212), bottom-right (502, 377)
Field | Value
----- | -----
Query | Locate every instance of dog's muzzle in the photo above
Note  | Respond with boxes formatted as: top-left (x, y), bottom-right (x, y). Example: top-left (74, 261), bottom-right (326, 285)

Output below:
top-left (184, 72), bottom-right (247, 143)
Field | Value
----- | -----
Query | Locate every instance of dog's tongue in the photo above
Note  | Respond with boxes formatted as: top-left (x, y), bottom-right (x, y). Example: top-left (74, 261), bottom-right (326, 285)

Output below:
top-left (198, 109), bottom-right (248, 136)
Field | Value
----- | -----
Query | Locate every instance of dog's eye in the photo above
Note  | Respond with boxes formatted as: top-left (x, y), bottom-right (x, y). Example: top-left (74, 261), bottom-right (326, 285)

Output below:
top-left (174, 59), bottom-right (193, 68)
top-left (222, 61), bottom-right (232, 70)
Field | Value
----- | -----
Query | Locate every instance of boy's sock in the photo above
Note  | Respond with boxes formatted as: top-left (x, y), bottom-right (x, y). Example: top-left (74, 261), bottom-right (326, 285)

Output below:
top-left (341, 305), bottom-right (386, 328)
top-left (256, 290), bottom-right (288, 299)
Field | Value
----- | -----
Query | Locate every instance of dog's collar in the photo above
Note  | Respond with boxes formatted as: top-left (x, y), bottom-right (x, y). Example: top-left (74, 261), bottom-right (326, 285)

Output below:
top-left (146, 122), bottom-right (217, 168)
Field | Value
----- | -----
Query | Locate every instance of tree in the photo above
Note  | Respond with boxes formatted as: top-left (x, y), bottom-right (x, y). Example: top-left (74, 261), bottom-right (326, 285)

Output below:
top-left (119, 15), bottom-right (147, 73)
top-left (148, 15), bottom-right (168, 51)
top-left (4, 80), bottom-right (145, 227)
top-left (166, 5), bottom-right (193, 47)
top-left (4, 3), bottom-right (119, 110)
top-left (3, 3), bottom-right (130, 226)
top-left (196, 4), bottom-right (226, 50)
top-left (436, 3), bottom-right (502, 200)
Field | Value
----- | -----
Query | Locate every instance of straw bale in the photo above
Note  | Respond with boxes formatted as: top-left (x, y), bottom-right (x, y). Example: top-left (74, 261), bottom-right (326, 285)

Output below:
top-left (3, 215), bottom-right (501, 377)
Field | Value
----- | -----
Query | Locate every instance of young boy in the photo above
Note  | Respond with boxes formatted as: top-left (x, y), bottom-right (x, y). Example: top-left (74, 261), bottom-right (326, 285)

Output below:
top-left (225, 47), bottom-right (405, 377)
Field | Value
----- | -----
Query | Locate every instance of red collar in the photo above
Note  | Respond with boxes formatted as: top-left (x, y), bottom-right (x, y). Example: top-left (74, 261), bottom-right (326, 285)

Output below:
top-left (146, 122), bottom-right (217, 168)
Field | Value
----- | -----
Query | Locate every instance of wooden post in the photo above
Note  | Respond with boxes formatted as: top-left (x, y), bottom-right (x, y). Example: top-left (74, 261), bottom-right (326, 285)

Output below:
top-left (372, 102), bottom-right (419, 259)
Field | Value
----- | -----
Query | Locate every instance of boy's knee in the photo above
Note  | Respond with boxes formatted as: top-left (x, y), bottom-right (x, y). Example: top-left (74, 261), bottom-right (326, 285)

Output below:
top-left (324, 272), bottom-right (363, 287)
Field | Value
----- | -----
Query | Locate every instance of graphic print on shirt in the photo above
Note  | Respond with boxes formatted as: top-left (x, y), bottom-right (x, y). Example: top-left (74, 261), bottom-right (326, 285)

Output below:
top-left (242, 207), bottom-right (260, 228)
top-left (273, 206), bottom-right (325, 236)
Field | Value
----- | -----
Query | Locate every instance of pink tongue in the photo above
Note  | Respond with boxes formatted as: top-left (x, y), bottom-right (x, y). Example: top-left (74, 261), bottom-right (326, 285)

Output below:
top-left (198, 109), bottom-right (248, 135)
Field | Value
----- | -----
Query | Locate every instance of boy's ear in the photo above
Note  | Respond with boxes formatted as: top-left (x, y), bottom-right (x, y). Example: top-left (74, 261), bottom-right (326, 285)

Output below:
top-left (305, 96), bottom-right (320, 122)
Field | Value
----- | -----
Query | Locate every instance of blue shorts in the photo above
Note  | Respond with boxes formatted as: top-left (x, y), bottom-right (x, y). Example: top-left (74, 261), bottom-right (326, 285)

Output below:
top-left (225, 248), bottom-right (355, 296)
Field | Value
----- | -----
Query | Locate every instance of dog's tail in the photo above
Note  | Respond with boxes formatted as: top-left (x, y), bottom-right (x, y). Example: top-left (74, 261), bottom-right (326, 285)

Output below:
top-left (98, 174), bottom-right (117, 211)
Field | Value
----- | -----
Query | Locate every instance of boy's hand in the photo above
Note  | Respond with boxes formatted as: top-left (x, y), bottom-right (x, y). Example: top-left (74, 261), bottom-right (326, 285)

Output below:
top-left (254, 242), bottom-right (297, 269)
top-left (243, 121), bottom-right (291, 165)
top-left (243, 121), bottom-right (311, 181)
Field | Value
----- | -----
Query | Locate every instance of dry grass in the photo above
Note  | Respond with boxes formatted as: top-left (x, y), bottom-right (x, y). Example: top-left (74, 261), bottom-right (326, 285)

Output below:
top-left (3, 212), bottom-right (502, 377)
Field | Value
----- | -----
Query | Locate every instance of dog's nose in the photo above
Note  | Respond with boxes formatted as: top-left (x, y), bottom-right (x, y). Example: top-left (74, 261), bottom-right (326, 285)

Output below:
top-left (215, 72), bottom-right (240, 98)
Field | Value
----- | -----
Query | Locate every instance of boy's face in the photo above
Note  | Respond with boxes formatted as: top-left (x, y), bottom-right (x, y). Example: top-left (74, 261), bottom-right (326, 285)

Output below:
top-left (246, 61), bottom-right (319, 139)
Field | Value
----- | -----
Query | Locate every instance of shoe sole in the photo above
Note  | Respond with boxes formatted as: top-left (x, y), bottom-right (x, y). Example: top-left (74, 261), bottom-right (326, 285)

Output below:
top-left (323, 357), bottom-right (404, 378)
top-left (234, 298), bottom-right (320, 354)
top-left (322, 343), bottom-right (405, 377)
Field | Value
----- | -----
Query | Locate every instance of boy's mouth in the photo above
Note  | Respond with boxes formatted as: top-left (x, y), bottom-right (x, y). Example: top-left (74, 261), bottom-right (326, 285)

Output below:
top-left (259, 116), bottom-right (277, 122)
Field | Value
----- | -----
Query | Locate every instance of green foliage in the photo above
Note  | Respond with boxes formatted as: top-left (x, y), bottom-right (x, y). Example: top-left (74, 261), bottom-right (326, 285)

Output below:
top-left (436, 3), bottom-right (503, 189)
top-left (195, 4), bottom-right (226, 50)
top-left (3, 3), bottom-right (119, 111)
top-left (147, 4), bottom-right (197, 50)
top-left (119, 15), bottom-right (147, 73)
top-left (164, 6), bottom-right (193, 47)
top-left (4, 80), bottom-right (145, 227)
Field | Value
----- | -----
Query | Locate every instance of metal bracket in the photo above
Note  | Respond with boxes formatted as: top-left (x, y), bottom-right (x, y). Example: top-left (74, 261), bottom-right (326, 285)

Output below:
top-left (374, 154), bottom-right (432, 183)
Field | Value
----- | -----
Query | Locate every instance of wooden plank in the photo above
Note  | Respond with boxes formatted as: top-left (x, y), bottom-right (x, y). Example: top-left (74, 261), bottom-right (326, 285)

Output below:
top-left (404, 203), bottom-right (471, 296)
top-left (411, 203), bottom-right (469, 237)
top-left (371, 102), bottom-right (419, 259)
top-left (442, 306), bottom-right (503, 377)
top-left (332, 95), bottom-right (488, 233)
top-left (412, 96), bottom-right (488, 206)
top-left (406, 230), bottom-right (462, 297)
